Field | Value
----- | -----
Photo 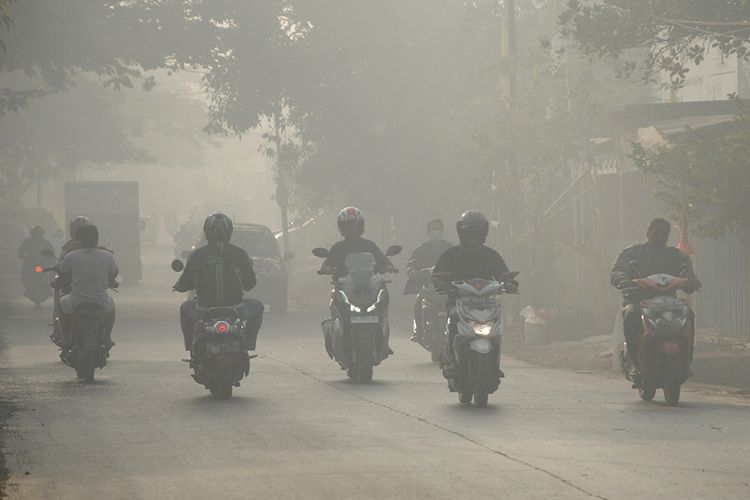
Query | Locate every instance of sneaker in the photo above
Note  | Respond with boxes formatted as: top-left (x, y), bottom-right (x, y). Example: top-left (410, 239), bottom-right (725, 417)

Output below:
top-left (627, 363), bottom-right (641, 382)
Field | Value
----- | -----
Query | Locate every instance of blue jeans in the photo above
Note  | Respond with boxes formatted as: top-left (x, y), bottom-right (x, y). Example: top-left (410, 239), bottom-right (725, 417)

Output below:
top-left (180, 299), bottom-right (264, 351)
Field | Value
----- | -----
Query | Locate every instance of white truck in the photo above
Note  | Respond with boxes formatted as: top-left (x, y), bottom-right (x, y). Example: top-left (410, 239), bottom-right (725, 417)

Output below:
top-left (64, 181), bottom-right (142, 284)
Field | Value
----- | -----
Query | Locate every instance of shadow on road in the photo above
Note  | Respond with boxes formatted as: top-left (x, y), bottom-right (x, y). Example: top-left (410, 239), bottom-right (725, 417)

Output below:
top-left (179, 394), bottom-right (260, 410)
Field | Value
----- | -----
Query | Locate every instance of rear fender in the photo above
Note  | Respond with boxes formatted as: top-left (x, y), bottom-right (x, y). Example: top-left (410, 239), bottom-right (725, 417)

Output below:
top-left (659, 339), bottom-right (681, 356)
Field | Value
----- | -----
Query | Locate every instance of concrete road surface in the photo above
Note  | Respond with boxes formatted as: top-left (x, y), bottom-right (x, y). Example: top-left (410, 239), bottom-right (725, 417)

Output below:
top-left (1, 260), bottom-right (750, 499)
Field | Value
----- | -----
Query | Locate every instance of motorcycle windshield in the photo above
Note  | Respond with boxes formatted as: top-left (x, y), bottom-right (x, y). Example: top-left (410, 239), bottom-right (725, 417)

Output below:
top-left (344, 253), bottom-right (377, 279)
top-left (341, 253), bottom-right (380, 306)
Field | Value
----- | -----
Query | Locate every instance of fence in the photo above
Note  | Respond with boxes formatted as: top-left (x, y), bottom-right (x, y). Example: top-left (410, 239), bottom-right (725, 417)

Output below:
top-left (696, 230), bottom-right (750, 339)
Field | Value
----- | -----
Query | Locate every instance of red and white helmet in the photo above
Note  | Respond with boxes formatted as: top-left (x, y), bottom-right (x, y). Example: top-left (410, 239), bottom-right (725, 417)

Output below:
top-left (69, 216), bottom-right (92, 240)
top-left (337, 207), bottom-right (365, 238)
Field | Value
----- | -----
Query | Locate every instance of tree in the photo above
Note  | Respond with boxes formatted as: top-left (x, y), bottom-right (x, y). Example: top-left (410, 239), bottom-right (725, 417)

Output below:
top-left (0, 77), bottom-right (148, 205)
top-left (560, 0), bottom-right (750, 87)
top-left (631, 114), bottom-right (750, 237)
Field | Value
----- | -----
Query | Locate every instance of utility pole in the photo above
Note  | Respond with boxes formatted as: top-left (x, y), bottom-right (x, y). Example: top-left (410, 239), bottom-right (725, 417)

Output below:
top-left (500, 0), bottom-right (519, 241)
top-left (273, 112), bottom-right (291, 255)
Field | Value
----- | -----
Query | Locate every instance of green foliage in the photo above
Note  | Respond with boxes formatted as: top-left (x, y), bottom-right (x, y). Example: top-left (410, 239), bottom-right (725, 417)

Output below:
top-left (631, 116), bottom-right (750, 236)
top-left (561, 0), bottom-right (750, 87)
top-left (0, 77), bottom-right (149, 204)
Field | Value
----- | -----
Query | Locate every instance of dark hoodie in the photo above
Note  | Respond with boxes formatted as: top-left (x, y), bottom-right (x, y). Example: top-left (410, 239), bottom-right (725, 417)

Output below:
top-left (432, 232), bottom-right (509, 291)
top-left (321, 236), bottom-right (391, 278)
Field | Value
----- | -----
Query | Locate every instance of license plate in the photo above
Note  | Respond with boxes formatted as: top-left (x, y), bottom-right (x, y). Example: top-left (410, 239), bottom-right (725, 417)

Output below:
top-left (209, 343), bottom-right (242, 354)
top-left (461, 297), bottom-right (496, 308)
top-left (351, 316), bottom-right (380, 324)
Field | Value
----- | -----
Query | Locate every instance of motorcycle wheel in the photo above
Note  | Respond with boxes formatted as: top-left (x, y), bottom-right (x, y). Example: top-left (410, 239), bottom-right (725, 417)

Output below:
top-left (76, 366), bottom-right (95, 382)
top-left (638, 385), bottom-right (656, 401)
top-left (210, 384), bottom-right (233, 399)
top-left (459, 392), bottom-right (473, 404)
top-left (472, 352), bottom-right (495, 408)
top-left (474, 392), bottom-right (489, 408)
top-left (663, 357), bottom-right (682, 406)
top-left (354, 332), bottom-right (374, 384)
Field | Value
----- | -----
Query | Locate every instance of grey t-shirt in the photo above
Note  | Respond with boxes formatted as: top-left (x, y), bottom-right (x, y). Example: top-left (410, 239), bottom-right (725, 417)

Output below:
top-left (60, 248), bottom-right (118, 308)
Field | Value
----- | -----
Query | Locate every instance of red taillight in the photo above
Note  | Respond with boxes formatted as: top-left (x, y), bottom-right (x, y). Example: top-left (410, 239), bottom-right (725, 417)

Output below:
top-left (214, 321), bottom-right (230, 334)
top-left (34, 265), bottom-right (43, 273)
top-left (661, 339), bottom-right (680, 355)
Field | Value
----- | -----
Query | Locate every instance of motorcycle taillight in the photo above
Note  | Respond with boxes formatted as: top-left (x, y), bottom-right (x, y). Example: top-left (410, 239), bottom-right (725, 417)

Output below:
top-left (214, 321), bottom-right (230, 334)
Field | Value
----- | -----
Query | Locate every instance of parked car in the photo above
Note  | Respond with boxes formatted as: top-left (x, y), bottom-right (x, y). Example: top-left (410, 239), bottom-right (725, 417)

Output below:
top-left (192, 223), bottom-right (293, 314)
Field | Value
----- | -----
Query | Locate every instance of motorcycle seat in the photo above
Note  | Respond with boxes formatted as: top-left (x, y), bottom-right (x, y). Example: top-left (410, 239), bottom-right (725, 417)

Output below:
top-left (199, 306), bottom-right (242, 321)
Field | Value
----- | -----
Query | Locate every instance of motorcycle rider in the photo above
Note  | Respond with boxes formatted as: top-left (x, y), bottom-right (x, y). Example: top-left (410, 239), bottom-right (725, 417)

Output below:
top-left (57, 225), bottom-right (118, 350)
top-left (432, 211), bottom-right (517, 377)
top-left (319, 207), bottom-right (396, 360)
top-left (60, 216), bottom-right (92, 259)
top-left (18, 225), bottom-right (55, 305)
top-left (611, 218), bottom-right (701, 378)
top-left (404, 219), bottom-right (452, 341)
top-left (319, 207), bottom-right (396, 277)
top-left (173, 213), bottom-right (264, 353)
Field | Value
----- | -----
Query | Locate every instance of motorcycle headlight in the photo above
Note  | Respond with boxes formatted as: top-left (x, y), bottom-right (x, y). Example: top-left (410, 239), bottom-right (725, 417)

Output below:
top-left (469, 320), bottom-right (492, 336)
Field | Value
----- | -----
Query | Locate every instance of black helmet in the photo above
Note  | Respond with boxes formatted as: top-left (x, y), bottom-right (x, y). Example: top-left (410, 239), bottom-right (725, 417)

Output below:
top-left (456, 211), bottom-right (489, 245)
top-left (337, 207), bottom-right (365, 238)
top-left (203, 213), bottom-right (233, 242)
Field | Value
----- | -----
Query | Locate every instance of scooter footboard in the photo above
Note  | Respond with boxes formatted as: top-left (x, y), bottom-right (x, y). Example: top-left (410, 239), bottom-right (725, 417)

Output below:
top-left (639, 334), bottom-right (691, 386)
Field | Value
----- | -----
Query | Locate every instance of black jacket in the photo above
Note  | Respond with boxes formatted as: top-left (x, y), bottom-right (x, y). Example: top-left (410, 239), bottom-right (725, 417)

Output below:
top-left (321, 236), bottom-right (391, 278)
top-left (432, 244), bottom-right (510, 291)
top-left (404, 239), bottom-right (453, 294)
top-left (174, 242), bottom-right (256, 307)
top-left (611, 242), bottom-right (700, 304)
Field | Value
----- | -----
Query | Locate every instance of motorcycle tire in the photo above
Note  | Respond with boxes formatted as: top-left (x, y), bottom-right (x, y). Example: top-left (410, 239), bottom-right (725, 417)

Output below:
top-left (663, 357), bottom-right (682, 406)
top-left (353, 331), bottom-right (374, 384)
top-left (472, 352), bottom-right (495, 408)
top-left (638, 385), bottom-right (656, 401)
top-left (210, 383), bottom-right (233, 399)
top-left (473, 392), bottom-right (489, 408)
top-left (76, 366), bottom-right (95, 382)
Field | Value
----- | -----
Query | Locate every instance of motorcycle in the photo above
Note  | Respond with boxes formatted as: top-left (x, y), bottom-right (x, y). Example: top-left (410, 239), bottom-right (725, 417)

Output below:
top-left (312, 245), bottom-right (402, 383)
top-left (621, 273), bottom-right (693, 406)
top-left (43, 251), bottom-right (116, 382)
top-left (21, 254), bottom-right (54, 306)
top-left (171, 259), bottom-right (251, 398)
top-left (442, 273), bottom-right (518, 408)
top-left (411, 268), bottom-right (447, 363)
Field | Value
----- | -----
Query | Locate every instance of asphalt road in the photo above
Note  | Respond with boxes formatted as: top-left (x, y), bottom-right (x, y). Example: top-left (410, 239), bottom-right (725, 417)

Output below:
top-left (1, 257), bottom-right (750, 499)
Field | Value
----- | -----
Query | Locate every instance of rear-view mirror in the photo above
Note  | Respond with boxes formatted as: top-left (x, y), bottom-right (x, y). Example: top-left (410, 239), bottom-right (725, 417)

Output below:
top-left (385, 245), bottom-right (402, 257)
top-left (312, 247), bottom-right (329, 258)
top-left (171, 259), bottom-right (184, 272)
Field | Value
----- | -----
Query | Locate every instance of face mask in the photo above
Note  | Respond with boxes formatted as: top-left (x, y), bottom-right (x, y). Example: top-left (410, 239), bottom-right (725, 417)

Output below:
top-left (427, 230), bottom-right (443, 241)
